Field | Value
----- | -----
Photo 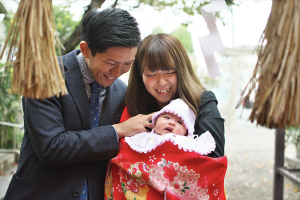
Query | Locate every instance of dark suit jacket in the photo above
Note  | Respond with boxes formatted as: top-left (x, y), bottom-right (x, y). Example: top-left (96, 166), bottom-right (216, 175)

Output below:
top-left (4, 50), bottom-right (127, 200)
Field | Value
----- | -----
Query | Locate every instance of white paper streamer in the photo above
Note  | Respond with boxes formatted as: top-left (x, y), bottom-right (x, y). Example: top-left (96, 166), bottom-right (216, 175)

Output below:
top-left (199, 0), bottom-right (227, 78)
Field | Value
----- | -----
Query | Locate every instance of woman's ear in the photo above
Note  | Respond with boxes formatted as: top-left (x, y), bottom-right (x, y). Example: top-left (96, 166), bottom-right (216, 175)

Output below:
top-left (80, 41), bottom-right (90, 58)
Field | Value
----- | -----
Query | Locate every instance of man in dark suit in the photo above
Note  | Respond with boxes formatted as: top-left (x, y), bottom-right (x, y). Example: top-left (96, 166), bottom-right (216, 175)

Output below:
top-left (4, 8), bottom-right (153, 200)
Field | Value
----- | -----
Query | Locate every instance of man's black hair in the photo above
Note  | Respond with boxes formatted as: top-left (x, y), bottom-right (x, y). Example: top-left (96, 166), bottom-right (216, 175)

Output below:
top-left (81, 8), bottom-right (141, 56)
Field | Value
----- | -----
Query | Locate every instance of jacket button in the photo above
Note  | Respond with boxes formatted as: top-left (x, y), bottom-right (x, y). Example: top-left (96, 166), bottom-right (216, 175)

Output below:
top-left (72, 191), bottom-right (79, 198)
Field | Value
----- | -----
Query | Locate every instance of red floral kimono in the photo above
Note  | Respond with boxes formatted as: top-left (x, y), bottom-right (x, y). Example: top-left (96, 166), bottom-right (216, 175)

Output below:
top-left (105, 108), bottom-right (227, 200)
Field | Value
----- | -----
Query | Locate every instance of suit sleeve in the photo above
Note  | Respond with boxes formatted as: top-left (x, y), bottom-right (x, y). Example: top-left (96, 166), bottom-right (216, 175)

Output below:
top-left (22, 96), bottom-right (120, 167)
top-left (194, 91), bottom-right (225, 157)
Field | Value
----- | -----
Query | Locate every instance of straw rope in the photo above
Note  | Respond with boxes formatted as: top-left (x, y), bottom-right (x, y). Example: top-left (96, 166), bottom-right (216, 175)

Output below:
top-left (0, 0), bottom-right (67, 99)
top-left (239, 0), bottom-right (300, 128)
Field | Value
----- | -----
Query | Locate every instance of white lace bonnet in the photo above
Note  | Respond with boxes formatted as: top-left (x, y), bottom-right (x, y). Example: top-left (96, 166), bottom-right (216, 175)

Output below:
top-left (152, 98), bottom-right (196, 137)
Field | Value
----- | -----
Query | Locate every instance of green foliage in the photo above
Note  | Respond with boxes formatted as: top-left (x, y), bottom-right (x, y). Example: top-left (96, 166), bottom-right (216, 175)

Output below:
top-left (152, 25), bottom-right (193, 55)
top-left (152, 27), bottom-right (164, 34)
top-left (1, 10), bottom-right (23, 149)
top-left (151, 25), bottom-right (199, 75)
top-left (3, 12), bottom-right (14, 35)
top-left (132, 0), bottom-right (236, 16)
top-left (285, 126), bottom-right (300, 147)
top-left (199, 73), bottom-right (220, 89)
top-left (0, 67), bottom-right (22, 149)
top-left (2, 11), bottom-right (14, 47)
top-left (2, 1), bottom-right (80, 54)
top-left (171, 25), bottom-right (193, 54)
top-left (53, 0), bottom-right (80, 49)
top-left (0, 1), bottom-right (79, 149)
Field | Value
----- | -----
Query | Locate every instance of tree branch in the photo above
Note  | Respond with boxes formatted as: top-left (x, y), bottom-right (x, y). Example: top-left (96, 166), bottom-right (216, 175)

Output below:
top-left (62, 0), bottom-right (106, 55)
top-left (110, 0), bottom-right (118, 8)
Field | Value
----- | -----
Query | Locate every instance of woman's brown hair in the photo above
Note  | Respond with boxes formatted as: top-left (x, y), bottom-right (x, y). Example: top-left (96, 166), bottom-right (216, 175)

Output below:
top-left (126, 33), bottom-right (205, 116)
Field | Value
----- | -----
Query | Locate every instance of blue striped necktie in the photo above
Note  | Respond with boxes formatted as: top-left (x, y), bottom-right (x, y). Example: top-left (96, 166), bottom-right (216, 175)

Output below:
top-left (79, 81), bottom-right (102, 200)
top-left (90, 81), bottom-right (102, 128)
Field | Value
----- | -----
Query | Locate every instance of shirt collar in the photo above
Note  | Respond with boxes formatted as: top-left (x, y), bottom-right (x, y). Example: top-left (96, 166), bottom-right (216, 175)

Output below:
top-left (77, 52), bottom-right (95, 85)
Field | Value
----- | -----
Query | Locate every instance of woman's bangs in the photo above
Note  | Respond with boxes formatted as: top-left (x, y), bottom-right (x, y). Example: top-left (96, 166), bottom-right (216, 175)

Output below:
top-left (146, 44), bottom-right (176, 72)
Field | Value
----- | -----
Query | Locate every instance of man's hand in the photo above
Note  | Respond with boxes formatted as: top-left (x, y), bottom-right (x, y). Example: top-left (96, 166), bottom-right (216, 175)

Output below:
top-left (113, 113), bottom-right (154, 138)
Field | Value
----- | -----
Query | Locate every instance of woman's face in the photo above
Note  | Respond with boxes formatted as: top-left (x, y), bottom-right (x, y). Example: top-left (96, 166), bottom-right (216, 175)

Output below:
top-left (142, 68), bottom-right (177, 108)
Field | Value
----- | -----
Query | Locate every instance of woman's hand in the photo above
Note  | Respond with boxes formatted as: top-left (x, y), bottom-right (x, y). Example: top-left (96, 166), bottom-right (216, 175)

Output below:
top-left (113, 112), bottom-right (155, 138)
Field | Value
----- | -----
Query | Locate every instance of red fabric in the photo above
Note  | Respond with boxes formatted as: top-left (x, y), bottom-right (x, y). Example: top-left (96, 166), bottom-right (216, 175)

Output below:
top-left (104, 107), bottom-right (227, 200)
top-left (119, 106), bottom-right (130, 123)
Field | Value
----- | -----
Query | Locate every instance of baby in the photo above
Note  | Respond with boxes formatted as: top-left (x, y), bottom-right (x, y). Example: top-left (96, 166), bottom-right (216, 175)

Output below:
top-left (105, 99), bottom-right (227, 200)
top-left (125, 98), bottom-right (215, 155)
top-left (154, 112), bottom-right (187, 136)
top-left (152, 98), bottom-right (196, 136)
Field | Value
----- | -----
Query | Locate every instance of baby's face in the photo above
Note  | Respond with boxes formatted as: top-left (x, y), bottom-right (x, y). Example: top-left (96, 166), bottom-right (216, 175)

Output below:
top-left (154, 113), bottom-right (187, 136)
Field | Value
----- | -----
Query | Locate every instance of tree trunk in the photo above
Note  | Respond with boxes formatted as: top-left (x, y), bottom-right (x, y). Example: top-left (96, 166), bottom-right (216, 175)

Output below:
top-left (62, 0), bottom-right (106, 55)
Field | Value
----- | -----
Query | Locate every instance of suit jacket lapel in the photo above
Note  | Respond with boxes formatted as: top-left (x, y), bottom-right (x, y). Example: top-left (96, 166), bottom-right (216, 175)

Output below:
top-left (63, 50), bottom-right (91, 129)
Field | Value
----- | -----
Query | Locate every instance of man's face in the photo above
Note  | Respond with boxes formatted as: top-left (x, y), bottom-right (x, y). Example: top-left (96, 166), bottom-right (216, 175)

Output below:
top-left (83, 45), bottom-right (137, 87)
top-left (154, 113), bottom-right (187, 136)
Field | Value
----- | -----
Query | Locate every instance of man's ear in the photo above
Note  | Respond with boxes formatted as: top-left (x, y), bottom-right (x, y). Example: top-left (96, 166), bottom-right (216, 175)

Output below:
top-left (80, 41), bottom-right (90, 58)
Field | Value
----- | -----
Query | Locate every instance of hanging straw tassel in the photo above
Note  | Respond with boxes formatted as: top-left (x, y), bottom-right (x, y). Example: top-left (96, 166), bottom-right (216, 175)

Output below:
top-left (0, 0), bottom-right (67, 99)
top-left (238, 0), bottom-right (300, 128)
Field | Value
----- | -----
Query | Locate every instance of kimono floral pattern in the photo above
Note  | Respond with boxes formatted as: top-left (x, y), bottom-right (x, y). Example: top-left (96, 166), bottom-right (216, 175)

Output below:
top-left (114, 158), bottom-right (219, 200)
top-left (149, 158), bottom-right (213, 199)
top-left (105, 169), bottom-right (114, 200)
top-left (105, 139), bottom-right (227, 200)
top-left (119, 164), bottom-right (150, 200)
